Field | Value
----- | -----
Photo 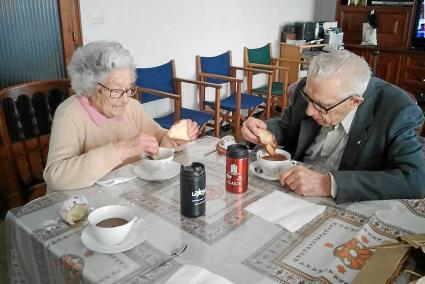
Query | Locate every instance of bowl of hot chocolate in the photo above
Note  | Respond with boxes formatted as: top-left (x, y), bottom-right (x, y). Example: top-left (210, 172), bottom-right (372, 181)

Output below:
top-left (256, 149), bottom-right (296, 176)
top-left (87, 205), bottom-right (139, 246)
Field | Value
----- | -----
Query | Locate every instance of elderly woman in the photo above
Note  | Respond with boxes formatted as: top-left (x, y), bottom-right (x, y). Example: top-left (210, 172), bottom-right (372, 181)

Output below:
top-left (43, 41), bottom-right (197, 190)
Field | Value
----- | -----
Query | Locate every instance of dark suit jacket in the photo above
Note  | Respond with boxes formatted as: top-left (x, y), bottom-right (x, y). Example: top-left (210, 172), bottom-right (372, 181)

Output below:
top-left (267, 77), bottom-right (425, 203)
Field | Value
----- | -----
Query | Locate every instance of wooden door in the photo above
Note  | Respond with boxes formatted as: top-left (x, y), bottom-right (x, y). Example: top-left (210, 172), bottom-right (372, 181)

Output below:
top-left (59, 0), bottom-right (83, 67)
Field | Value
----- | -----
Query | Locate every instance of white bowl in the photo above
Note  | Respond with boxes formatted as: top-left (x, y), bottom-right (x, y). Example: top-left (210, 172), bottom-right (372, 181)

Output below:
top-left (140, 147), bottom-right (174, 173)
top-left (87, 205), bottom-right (139, 246)
top-left (256, 149), bottom-right (296, 176)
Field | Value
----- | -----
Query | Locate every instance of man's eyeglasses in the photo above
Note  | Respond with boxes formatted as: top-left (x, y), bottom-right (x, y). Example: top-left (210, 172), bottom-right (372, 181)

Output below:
top-left (300, 88), bottom-right (355, 115)
top-left (97, 82), bottom-right (138, 99)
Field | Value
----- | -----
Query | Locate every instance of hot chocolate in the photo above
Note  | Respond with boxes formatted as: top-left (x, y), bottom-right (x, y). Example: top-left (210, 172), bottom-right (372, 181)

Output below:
top-left (263, 154), bottom-right (288, 161)
top-left (96, 218), bottom-right (128, 228)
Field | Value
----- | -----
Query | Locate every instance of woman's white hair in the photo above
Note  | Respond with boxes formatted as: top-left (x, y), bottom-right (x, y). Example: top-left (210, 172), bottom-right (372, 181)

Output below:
top-left (307, 50), bottom-right (371, 97)
top-left (67, 41), bottom-right (136, 96)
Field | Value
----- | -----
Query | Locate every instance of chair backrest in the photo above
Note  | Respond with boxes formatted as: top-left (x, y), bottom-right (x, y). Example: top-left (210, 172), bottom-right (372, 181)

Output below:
top-left (245, 43), bottom-right (272, 66)
top-left (136, 60), bottom-right (176, 103)
top-left (197, 51), bottom-right (232, 84)
top-left (0, 79), bottom-right (71, 205)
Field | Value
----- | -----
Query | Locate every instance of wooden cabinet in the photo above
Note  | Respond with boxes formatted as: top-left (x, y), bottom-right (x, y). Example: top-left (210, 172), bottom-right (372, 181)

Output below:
top-left (338, 6), bottom-right (412, 47)
top-left (345, 45), bottom-right (404, 85)
top-left (400, 53), bottom-right (425, 97)
top-left (336, 0), bottom-right (425, 100)
top-left (374, 51), bottom-right (404, 84)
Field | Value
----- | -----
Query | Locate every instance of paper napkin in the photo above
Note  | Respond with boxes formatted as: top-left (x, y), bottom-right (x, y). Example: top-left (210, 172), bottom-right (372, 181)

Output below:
top-left (165, 265), bottom-right (234, 284)
top-left (245, 191), bottom-right (326, 233)
top-left (96, 164), bottom-right (136, 187)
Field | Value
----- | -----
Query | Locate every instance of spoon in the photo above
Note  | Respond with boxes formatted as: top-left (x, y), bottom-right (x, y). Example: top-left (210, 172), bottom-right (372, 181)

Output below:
top-left (140, 244), bottom-right (188, 276)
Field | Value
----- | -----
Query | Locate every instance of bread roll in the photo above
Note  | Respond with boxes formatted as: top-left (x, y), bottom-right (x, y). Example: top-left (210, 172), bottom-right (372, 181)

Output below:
top-left (258, 129), bottom-right (277, 155)
top-left (60, 196), bottom-right (88, 225)
top-left (167, 119), bottom-right (190, 141)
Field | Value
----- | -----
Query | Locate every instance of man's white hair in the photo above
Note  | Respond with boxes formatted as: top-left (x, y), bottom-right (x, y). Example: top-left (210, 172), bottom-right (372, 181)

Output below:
top-left (307, 50), bottom-right (371, 97)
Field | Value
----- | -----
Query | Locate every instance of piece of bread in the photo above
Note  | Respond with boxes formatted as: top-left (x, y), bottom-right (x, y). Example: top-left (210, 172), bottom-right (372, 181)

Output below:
top-left (167, 119), bottom-right (190, 141)
top-left (60, 196), bottom-right (88, 225)
top-left (258, 129), bottom-right (277, 156)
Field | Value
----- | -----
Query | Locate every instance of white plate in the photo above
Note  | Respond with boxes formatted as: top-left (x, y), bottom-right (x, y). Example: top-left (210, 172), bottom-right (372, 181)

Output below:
top-left (133, 160), bottom-right (180, 181)
top-left (249, 161), bottom-right (279, 181)
top-left (81, 219), bottom-right (148, 253)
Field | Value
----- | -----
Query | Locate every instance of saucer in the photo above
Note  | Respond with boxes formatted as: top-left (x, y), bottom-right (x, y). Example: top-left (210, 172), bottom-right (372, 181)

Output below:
top-left (249, 161), bottom-right (279, 181)
top-left (133, 160), bottom-right (180, 181)
top-left (81, 219), bottom-right (148, 253)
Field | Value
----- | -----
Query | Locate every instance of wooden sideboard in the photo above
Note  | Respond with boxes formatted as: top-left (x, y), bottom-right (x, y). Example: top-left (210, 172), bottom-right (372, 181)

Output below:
top-left (336, 1), bottom-right (425, 101)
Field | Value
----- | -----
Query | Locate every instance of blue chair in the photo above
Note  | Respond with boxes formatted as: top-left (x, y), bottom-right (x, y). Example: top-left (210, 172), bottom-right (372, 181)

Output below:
top-left (136, 60), bottom-right (222, 137)
top-left (196, 51), bottom-right (272, 141)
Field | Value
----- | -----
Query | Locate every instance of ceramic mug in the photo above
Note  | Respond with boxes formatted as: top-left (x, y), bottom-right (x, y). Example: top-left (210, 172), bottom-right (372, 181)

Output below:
top-left (256, 149), bottom-right (297, 176)
top-left (87, 205), bottom-right (139, 246)
top-left (140, 147), bottom-right (174, 173)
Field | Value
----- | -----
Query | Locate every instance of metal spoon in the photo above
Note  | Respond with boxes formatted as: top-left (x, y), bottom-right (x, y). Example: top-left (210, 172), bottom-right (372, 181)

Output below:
top-left (140, 244), bottom-right (188, 276)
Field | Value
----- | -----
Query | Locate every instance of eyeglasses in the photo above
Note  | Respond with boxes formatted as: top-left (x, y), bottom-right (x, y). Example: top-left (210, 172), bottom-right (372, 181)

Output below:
top-left (97, 82), bottom-right (138, 99)
top-left (300, 88), bottom-right (355, 114)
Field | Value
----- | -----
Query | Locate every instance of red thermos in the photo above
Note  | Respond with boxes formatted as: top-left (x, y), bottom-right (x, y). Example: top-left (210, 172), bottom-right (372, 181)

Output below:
top-left (225, 144), bottom-right (249, 193)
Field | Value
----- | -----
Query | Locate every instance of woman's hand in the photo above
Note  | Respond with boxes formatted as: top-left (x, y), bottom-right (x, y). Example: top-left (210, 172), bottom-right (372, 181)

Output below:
top-left (114, 133), bottom-right (159, 161)
top-left (170, 119), bottom-right (199, 146)
top-left (186, 119), bottom-right (199, 141)
top-left (241, 117), bottom-right (267, 144)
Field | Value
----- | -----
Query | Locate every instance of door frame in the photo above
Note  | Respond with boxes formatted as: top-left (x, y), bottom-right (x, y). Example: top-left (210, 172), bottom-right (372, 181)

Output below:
top-left (58, 0), bottom-right (83, 69)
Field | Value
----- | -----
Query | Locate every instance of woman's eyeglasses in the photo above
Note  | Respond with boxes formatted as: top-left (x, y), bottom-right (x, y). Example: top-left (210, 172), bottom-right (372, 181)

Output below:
top-left (97, 82), bottom-right (138, 99)
top-left (300, 88), bottom-right (355, 115)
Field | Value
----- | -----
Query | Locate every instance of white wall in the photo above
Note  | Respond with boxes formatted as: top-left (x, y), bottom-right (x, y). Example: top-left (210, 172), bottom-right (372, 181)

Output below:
top-left (80, 0), bottom-right (333, 117)
top-left (314, 0), bottom-right (337, 22)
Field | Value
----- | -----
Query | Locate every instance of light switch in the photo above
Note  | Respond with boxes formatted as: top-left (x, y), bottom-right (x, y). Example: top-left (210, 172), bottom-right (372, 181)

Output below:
top-left (92, 14), bottom-right (104, 25)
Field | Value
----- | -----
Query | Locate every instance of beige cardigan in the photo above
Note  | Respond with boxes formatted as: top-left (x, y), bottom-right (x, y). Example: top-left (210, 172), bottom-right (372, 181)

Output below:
top-left (43, 96), bottom-right (180, 191)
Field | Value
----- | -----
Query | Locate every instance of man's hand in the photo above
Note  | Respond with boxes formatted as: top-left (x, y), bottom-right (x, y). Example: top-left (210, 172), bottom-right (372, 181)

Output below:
top-left (241, 117), bottom-right (267, 144)
top-left (278, 165), bottom-right (331, 197)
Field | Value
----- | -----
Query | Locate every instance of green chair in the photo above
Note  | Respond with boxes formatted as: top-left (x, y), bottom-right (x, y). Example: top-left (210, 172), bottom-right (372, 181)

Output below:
top-left (244, 43), bottom-right (290, 115)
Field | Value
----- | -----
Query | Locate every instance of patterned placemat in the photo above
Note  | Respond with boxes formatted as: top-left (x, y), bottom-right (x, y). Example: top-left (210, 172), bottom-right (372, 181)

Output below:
top-left (121, 157), bottom-right (276, 245)
top-left (243, 205), bottom-right (414, 284)
top-left (8, 193), bottom-right (181, 284)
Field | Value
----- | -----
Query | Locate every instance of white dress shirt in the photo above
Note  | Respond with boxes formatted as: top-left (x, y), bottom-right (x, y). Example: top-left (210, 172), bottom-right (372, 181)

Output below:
top-left (303, 109), bottom-right (357, 197)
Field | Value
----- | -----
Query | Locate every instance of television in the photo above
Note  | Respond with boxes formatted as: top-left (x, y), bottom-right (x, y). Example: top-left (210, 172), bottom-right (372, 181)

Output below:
top-left (412, 0), bottom-right (425, 50)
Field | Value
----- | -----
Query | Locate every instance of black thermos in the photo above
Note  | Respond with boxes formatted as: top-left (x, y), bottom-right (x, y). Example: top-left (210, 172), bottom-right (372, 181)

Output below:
top-left (180, 162), bottom-right (206, 218)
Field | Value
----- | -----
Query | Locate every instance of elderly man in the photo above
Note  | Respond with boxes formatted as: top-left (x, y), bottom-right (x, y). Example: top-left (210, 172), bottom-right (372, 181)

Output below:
top-left (242, 50), bottom-right (425, 203)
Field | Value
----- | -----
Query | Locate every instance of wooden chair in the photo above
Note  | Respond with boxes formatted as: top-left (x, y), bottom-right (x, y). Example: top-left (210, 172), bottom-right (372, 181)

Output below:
top-left (196, 51), bottom-right (272, 141)
top-left (0, 79), bottom-right (71, 208)
top-left (244, 43), bottom-right (290, 115)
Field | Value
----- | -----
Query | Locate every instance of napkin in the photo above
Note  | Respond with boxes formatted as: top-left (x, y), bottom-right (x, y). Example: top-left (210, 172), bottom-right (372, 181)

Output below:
top-left (96, 164), bottom-right (136, 186)
top-left (165, 265), bottom-right (234, 284)
top-left (245, 191), bottom-right (326, 233)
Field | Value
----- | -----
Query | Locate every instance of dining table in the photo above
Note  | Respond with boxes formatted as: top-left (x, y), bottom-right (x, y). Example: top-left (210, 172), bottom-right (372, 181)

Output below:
top-left (6, 135), bottom-right (425, 284)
